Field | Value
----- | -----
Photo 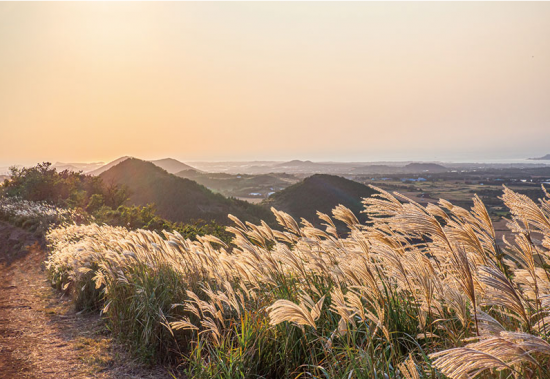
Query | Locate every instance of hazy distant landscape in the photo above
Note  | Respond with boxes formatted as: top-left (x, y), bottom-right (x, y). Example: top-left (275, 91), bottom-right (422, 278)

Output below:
top-left (4, 155), bottom-right (550, 237)
top-left (3, 156), bottom-right (550, 378)
top-left (2, 1), bottom-right (550, 379)
top-left (3, 156), bottom-right (550, 379)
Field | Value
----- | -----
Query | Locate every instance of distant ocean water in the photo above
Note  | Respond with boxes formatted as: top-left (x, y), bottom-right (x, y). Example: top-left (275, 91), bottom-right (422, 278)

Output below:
top-left (440, 158), bottom-right (548, 165)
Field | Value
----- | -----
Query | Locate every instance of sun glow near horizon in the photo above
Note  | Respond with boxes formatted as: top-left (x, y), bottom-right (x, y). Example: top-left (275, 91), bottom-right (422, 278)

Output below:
top-left (1, 2), bottom-right (550, 166)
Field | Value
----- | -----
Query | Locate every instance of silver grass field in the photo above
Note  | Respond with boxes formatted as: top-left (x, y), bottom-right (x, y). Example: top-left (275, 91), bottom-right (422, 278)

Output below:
top-left (44, 186), bottom-right (550, 378)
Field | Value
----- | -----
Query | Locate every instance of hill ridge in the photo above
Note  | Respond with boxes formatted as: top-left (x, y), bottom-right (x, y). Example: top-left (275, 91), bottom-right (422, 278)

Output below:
top-left (262, 174), bottom-right (377, 230)
top-left (530, 154), bottom-right (550, 161)
top-left (99, 158), bottom-right (274, 226)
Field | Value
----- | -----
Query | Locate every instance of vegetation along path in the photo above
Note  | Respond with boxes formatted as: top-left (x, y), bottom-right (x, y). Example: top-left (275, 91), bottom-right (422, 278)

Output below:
top-left (0, 221), bottom-right (172, 379)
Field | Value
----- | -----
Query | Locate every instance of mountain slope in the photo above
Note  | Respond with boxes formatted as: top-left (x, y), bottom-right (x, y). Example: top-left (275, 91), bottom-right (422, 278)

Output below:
top-left (275, 160), bottom-right (318, 168)
top-left (99, 158), bottom-right (274, 225)
top-left (52, 162), bottom-right (105, 173)
top-left (262, 174), bottom-right (377, 229)
top-left (89, 157), bottom-right (131, 176)
top-left (149, 158), bottom-right (200, 174)
top-left (530, 154), bottom-right (550, 161)
top-left (90, 157), bottom-right (199, 176)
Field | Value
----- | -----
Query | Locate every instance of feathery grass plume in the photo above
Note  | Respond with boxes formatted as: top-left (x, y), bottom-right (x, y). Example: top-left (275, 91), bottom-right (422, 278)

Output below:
top-left (170, 316), bottom-right (199, 331)
top-left (426, 202), bottom-right (450, 222)
top-left (442, 196), bottom-right (498, 256)
top-left (329, 286), bottom-right (354, 326)
top-left (332, 204), bottom-right (360, 230)
top-left (228, 213), bottom-right (247, 232)
top-left (366, 187), bottom-right (455, 256)
top-left (446, 221), bottom-right (489, 265)
top-left (271, 207), bottom-right (302, 236)
top-left (374, 243), bottom-right (414, 296)
top-left (316, 211), bottom-right (339, 237)
top-left (430, 343), bottom-right (517, 379)
top-left (431, 330), bottom-right (550, 378)
top-left (476, 310), bottom-right (505, 337)
top-left (448, 244), bottom-right (481, 333)
top-left (405, 250), bottom-right (443, 321)
top-left (341, 258), bottom-right (381, 301)
top-left (362, 185), bottom-right (405, 218)
top-left (345, 289), bottom-right (390, 341)
top-left (533, 294), bottom-right (550, 334)
top-left (42, 184), bottom-right (550, 377)
top-left (243, 221), bottom-right (268, 248)
top-left (500, 331), bottom-right (550, 356)
top-left (505, 232), bottom-right (548, 312)
top-left (398, 354), bottom-right (421, 379)
top-left (502, 186), bottom-right (550, 235)
top-left (540, 185), bottom-right (550, 250)
top-left (394, 195), bottom-right (452, 247)
top-left (267, 293), bottom-right (325, 330)
top-left (471, 195), bottom-right (497, 240)
top-left (439, 283), bottom-right (469, 328)
top-left (479, 264), bottom-right (529, 326)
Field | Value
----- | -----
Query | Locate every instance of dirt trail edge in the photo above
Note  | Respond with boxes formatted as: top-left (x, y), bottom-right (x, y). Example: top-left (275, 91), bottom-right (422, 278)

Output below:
top-left (0, 221), bottom-right (174, 379)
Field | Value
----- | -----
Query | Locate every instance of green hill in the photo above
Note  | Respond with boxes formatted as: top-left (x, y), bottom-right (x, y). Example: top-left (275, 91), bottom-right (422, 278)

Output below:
top-left (262, 174), bottom-right (377, 229)
top-left (99, 158), bottom-right (274, 226)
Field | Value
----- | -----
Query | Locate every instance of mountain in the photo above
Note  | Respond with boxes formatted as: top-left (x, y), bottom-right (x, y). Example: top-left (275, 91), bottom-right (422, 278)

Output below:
top-left (262, 174), bottom-right (377, 230)
top-left (99, 158), bottom-right (274, 226)
top-left (52, 163), bottom-right (79, 172)
top-left (89, 157), bottom-right (131, 176)
top-left (149, 158), bottom-right (200, 174)
top-left (90, 157), bottom-right (199, 176)
top-left (0, 165), bottom-right (23, 176)
top-left (52, 162), bottom-right (105, 173)
top-left (183, 160), bottom-right (452, 175)
top-left (529, 154), bottom-right (550, 161)
top-left (276, 160), bottom-right (318, 168)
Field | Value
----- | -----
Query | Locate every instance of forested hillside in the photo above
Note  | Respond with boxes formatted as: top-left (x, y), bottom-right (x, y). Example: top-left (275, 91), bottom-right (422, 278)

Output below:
top-left (100, 158), bottom-right (275, 225)
top-left (262, 174), bottom-right (377, 230)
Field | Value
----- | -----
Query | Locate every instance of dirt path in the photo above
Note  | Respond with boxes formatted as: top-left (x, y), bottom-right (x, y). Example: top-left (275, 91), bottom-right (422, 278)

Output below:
top-left (0, 222), bottom-right (174, 379)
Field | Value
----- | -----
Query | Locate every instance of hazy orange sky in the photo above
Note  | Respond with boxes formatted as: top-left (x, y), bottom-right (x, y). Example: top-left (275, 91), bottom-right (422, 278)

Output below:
top-left (1, 2), bottom-right (549, 166)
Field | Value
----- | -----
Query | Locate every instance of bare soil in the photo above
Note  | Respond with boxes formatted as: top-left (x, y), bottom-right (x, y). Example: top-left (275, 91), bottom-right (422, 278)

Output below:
top-left (0, 221), bottom-right (176, 379)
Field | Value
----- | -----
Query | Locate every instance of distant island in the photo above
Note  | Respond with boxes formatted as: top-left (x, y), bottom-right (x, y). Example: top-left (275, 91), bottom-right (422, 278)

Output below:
top-left (529, 154), bottom-right (550, 160)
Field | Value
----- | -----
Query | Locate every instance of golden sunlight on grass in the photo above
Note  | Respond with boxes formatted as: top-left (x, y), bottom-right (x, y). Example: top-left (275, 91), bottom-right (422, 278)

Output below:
top-left (42, 185), bottom-right (550, 378)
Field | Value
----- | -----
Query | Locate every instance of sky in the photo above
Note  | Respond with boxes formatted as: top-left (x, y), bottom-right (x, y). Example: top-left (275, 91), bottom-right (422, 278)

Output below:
top-left (1, 2), bottom-right (549, 166)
